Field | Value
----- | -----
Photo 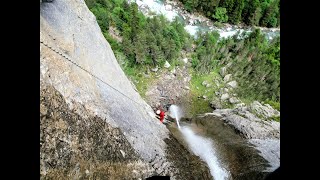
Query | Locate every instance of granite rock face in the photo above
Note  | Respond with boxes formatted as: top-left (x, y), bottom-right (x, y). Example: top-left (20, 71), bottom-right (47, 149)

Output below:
top-left (40, 0), bottom-right (211, 179)
top-left (40, 84), bottom-right (155, 179)
top-left (40, 0), bottom-right (169, 165)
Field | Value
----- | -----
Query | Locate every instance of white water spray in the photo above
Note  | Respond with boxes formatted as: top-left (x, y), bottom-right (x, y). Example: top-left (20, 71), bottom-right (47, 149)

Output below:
top-left (180, 126), bottom-right (230, 179)
top-left (169, 105), bottom-right (181, 128)
top-left (168, 105), bottom-right (229, 179)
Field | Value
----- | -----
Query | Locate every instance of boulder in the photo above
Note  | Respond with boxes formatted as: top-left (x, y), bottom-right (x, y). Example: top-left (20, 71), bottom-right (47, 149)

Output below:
top-left (164, 61), bottom-right (171, 68)
top-left (151, 67), bottom-right (158, 72)
top-left (220, 67), bottom-right (227, 77)
top-left (171, 67), bottom-right (176, 74)
top-left (183, 86), bottom-right (190, 90)
top-left (249, 101), bottom-right (280, 119)
top-left (227, 81), bottom-right (237, 88)
top-left (224, 74), bottom-right (232, 82)
top-left (215, 91), bottom-right (220, 96)
top-left (229, 97), bottom-right (240, 104)
top-left (235, 103), bottom-right (246, 108)
top-left (222, 88), bottom-right (229, 93)
top-left (226, 62), bottom-right (233, 68)
top-left (210, 100), bottom-right (222, 109)
top-left (182, 58), bottom-right (188, 63)
top-left (221, 93), bottom-right (229, 101)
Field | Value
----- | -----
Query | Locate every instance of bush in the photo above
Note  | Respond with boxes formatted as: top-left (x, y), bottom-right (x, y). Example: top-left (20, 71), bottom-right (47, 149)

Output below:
top-left (212, 7), bottom-right (228, 23)
top-left (265, 99), bottom-right (280, 111)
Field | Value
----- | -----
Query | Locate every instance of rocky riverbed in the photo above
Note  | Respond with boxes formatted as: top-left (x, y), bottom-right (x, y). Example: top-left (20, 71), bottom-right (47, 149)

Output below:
top-left (130, 0), bottom-right (280, 39)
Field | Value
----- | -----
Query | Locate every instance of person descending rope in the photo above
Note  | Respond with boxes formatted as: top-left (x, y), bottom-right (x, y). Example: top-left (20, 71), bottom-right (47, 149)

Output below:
top-left (156, 109), bottom-right (165, 123)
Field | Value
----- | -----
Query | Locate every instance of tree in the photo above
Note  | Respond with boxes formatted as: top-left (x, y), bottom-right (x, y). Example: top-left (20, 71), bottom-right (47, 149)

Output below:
top-left (212, 7), bottom-right (228, 22)
top-left (229, 0), bottom-right (244, 24)
top-left (90, 4), bottom-right (110, 31)
top-left (260, 0), bottom-right (279, 27)
top-left (242, 0), bottom-right (260, 25)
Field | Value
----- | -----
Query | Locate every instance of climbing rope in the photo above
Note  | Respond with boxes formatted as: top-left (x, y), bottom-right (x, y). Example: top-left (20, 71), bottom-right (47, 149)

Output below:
top-left (40, 40), bottom-right (144, 107)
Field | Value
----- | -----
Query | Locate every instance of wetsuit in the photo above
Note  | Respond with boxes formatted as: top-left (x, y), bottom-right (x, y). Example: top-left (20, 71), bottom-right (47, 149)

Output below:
top-left (159, 111), bottom-right (165, 123)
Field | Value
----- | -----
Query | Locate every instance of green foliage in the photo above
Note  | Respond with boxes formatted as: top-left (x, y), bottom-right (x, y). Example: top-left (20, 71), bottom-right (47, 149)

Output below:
top-left (188, 71), bottom-right (220, 116)
top-left (212, 7), bottom-right (228, 22)
top-left (218, 29), bottom-right (280, 103)
top-left (85, 0), bottom-right (280, 108)
top-left (259, 0), bottom-right (280, 27)
top-left (229, 0), bottom-right (245, 24)
top-left (265, 99), bottom-right (280, 111)
top-left (192, 31), bottom-right (220, 74)
top-left (272, 116), bottom-right (280, 122)
top-left (85, 0), bottom-right (190, 67)
top-left (90, 3), bottom-right (110, 31)
top-left (178, 0), bottom-right (280, 27)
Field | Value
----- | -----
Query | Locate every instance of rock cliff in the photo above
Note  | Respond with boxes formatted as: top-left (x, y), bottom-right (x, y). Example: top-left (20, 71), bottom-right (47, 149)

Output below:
top-left (40, 0), bottom-right (211, 179)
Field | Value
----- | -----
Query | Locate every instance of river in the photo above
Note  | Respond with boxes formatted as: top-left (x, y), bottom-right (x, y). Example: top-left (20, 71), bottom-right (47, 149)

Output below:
top-left (129, 0), bottom-right (280, 40)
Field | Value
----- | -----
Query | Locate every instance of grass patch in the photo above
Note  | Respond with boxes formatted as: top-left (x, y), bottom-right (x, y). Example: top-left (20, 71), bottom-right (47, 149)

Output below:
top-left (273, 116), bottom-right (280, 122)
top-left (267, 115), bottom-right (280, 122)
top-left (188, 69), bottom-right (221, 115)
top-left (265, 99), bottom-right (280, 111)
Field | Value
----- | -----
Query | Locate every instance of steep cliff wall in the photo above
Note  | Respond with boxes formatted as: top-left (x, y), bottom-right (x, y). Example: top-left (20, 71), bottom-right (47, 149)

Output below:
top-left (40, 0), bottom-right (211, 179)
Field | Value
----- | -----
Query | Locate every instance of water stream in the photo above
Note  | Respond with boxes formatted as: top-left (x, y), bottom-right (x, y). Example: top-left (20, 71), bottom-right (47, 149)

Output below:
top-left (168, 105), bottom-right (271, 179)
top-left (169, 105), bottom-right (230, 179)
top-left (169, 105), bottom-right (181, 128)
top-left (129, 0), bottom-right (280, 40)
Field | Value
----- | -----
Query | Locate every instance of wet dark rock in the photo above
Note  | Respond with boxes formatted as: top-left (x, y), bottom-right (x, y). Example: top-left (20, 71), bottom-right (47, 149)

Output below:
top-left (40, 85), bottom-right (154, 179)
top-left (164, 134), bottom-right (212, 180)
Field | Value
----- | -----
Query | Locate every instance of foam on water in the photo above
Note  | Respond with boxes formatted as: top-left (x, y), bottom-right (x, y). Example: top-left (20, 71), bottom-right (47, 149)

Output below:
top-left (169, 105), bottom-right (181, 128)
top-left (180, 126), bottom-right (230, 180)
top-left (129, 0), bottom-right (279, 39)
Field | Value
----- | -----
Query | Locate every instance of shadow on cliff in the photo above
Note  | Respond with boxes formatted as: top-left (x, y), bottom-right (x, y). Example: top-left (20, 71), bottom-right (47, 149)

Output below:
top-left (264, 167), bottom-right (280, 180)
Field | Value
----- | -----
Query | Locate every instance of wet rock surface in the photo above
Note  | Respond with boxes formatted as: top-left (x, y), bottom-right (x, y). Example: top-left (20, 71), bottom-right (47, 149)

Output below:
top-left (40, 0), bottom-right (171, 170)
top-left (183, 115), bottom-right (272, 179)
top-left (204, 101), bottom-right (280, 173)
top-left (40, 84), bottom-right (155, 179)
top-left (164, 134), bottom-right (213, 180)
top-left (40, 84), bottom-right (214, 179)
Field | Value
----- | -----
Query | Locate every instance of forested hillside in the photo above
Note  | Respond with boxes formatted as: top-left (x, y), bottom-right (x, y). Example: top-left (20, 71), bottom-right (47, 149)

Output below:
top-left (85, 0), bottom-right (280, 113)
top-left (179, 0), bottom-right (280, 27)
top-left (192, 30), bottom-right (280, 103)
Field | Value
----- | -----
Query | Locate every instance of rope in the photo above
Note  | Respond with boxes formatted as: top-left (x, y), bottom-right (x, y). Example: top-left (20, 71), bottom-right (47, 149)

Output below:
top-left (40, 40), bottom-right (144, 107)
